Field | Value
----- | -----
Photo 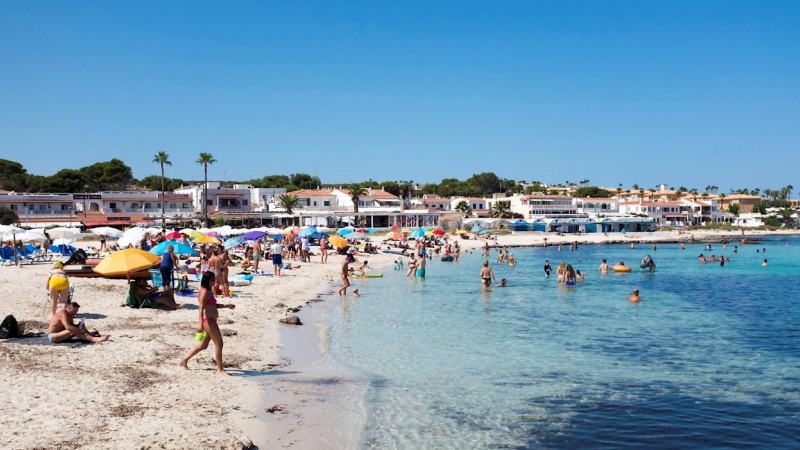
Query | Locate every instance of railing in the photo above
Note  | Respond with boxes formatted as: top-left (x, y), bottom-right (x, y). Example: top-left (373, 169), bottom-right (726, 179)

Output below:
top-left (26, 210), bottom-right (75, 216)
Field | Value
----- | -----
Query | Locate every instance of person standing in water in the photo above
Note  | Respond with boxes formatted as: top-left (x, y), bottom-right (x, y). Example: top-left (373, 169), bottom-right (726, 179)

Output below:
top-left (598, 259), bottom-right (609, 275)
top-left (480, 260), bottom-right (495, 287)
top-left (543, 260), bottom-right (552, 278)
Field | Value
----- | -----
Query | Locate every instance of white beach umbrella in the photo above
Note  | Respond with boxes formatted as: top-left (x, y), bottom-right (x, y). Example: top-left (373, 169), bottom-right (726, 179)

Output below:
top-left (52, 238), bottom-right (75, 246)
top-left (46, 227), bottom-right (80, 240)
top-left (144, 227), bottom-right (162, 235)
top-left (0, 225), bottom-right (25, 235)
top-left (89, 227), bottom-right (125, 239)
top-left (118, 227), bottom-right (146, 248)
top-left (226, 228), bottom-right (248, 235)
top-left (14, 231), bottom-right (45, 243)
top-left (316, 226), bottom-right (333, 232)
top-left (344, 232), bottom-right (367, 240)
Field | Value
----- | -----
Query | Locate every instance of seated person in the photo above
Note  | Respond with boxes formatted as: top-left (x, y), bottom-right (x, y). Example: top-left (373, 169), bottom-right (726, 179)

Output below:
top-left (133, 277), bottom-right (181, 310)
top-left (46, 302), bottom-right (109, 344)
top-left (353, 260), bottom-right (369, 276)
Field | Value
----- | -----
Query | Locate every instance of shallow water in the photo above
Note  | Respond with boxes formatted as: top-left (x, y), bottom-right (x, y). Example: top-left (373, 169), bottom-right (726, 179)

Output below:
top-left (322, 237), bottom-right (800, 449)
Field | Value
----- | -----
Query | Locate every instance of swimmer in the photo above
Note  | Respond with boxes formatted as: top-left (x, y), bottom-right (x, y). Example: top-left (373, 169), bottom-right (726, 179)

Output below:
top-left (679, 242), bottom-right (686, 250)
top-left (480, 260), bottom-right (495, 287)
top-left (598, 259), bottom-right (608, 275)
top-left (543, 260), bottom-right (552, 278)
top-left (353, 289), bottom-right (360, 299)
top-left (628, 289), bottom-right (641, 303)
top-left (495, 278), bottom-right (508, 287)
top-left (762, 248), bottom-right (766, 253)
top-left (698, 254), bottom-right (706, 264)
top-left (762, 259), bottom-right (768, 266)
top-left (576, 270), bottom-right (585, 282)
top-left (733, 246), bottom-right (738, 253)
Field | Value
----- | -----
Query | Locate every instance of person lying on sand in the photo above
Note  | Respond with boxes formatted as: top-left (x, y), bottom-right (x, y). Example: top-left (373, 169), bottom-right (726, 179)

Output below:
top-left (46, 302), bottom-right (109, 344)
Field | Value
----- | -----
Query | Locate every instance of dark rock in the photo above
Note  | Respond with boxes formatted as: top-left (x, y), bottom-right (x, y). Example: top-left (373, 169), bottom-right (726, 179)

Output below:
top-left (279, 315), bottom-right (302, 326)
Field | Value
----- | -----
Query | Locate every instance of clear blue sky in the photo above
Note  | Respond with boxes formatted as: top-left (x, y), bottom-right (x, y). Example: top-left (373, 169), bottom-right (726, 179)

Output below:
top-left (1, 1), bottom-right (798, 192)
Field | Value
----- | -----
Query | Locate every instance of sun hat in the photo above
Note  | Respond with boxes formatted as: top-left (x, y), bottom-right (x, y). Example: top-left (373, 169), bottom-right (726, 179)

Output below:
top-left (53, 261), bottom-right (64, 269)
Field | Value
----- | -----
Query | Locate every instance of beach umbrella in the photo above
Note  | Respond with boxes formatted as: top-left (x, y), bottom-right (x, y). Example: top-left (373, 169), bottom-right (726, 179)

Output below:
top-left (424, 230), bottom-right (434, 236)
top-left (206, 231), bottom-right (220, 237)
top-left (455, 230), bottom-right (468, 235)
top-left (93, 249), bottom-right (160, 277)
top-left (345, 232), bottom-right (367, 240)
top-left (223, 236), bottom-right (244, 250)
top-left (180, 228), bottom-right (195, 235)
top-left (470, 225), bottom-right (483, 232)
top-left (311, 232), bottom-right (329, 239)
top-left (329, 235), bottom-right (348, 248)
top-left (390, 225), bottom-right (401, 231)
top-left (118, 227), bottom-right (146, 248)
top-left (150, 240), bottom-right (198, 256)
top-left (226, 228), bottom-right (247, 235)
top-left (47, 227), bottom-right (80, 240)
top-left (432, 229), bottom-right (446, 236)
top-left (355, 228), bottom-right (368, 233)
top-left (385, 231), bottom-right (404, 240)
top-left (189, 230), bottom-right (206, 239)
top-left (401, 229), bottom-right (412, 234)
top-left (337, 228), bottom-right (353, 236)
top-left (164, 231), bottom-right (183, 240)
top-left (242, 230), bottom-right (267, 240)
top-left (298, 226), bottom-right (318, 237)
top-left (283, 226), bottom-right (300, 234)
top-left (366, 228), bottom-right (377, 234)
top-left (13, 231), bottom-right (45, 243)
top-left (52, 238), bottom-right (75, 246)
top-left (316, 226), bottom-right (333, 232)
top-left (271, 235), bottom-right (284, 241)
top-left (90, 227), bottom-right (124, 239)
top-left (193, 235), bottom-right (221, 244)
top-left (479, 229), bottom-right (491, 235)
top-left (410, 228), bottom-right (426, 238)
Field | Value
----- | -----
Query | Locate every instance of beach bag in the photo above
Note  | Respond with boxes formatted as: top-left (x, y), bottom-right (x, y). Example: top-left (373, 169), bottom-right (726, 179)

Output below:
top-left (0, 315), bottom-right (20, 339)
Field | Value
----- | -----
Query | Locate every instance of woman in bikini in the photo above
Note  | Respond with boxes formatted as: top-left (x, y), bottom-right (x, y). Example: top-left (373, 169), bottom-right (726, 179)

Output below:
top-left (180, 271), bottom-right (236, 375)
top-left (46, 261), bottom-right (70, 315)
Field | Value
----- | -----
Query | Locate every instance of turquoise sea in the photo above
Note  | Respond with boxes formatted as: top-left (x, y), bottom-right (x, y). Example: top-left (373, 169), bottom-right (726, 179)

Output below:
top-left (320, 237), bottom-right (800, 449)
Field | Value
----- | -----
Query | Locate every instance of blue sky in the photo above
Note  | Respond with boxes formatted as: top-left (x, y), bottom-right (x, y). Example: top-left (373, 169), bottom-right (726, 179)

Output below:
top-left (1, 1), bottom-right (798, 192)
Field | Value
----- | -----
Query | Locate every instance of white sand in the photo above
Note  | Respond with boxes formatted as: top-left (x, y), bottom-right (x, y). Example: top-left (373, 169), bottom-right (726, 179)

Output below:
top-left (1, 230), bottom-right (795, 449)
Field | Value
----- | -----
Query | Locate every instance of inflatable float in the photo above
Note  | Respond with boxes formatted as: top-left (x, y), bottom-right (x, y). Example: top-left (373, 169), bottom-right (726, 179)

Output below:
top-left (353, 273), bottom-right (384, 278)
top-left (640, 254), bottom-right (654, 269)
top-left (383, 249), bottom-right (406, 255)
top-left (612, 264), bottom-right (632, 273)
top-left (441, 255), bottom-right (454, 262)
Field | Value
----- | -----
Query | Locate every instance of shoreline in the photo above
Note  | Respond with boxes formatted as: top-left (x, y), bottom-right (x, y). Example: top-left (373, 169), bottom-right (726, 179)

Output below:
top-left (2, 230), bottom-right (797, 449)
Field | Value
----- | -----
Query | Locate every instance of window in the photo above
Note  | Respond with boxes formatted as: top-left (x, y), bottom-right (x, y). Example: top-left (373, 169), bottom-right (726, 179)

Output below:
top-left (323, 201), bottom-right (330, 206)
top-left (242, 200), bottom-right (248, 206)
top-left (144, 203), bottom-right (152, 209)
top-left (207, 200), bottom-right (212, 206)
top-left (110, 202), bottom-right (117, 209)
top-left (313, 201), bottom-right (318, 206)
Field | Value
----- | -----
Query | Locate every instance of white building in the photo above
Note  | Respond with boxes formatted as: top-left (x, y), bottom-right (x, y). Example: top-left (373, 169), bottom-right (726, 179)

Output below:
top-left (0, 192), bottom-right (79, 228)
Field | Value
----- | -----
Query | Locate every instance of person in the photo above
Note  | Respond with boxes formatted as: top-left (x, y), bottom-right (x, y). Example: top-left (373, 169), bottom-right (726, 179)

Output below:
top-left (134, 277), bottom-right (180, 310)
top-left (542, 237), bottom-right (547, 247)
top-left (353, 289), bottom-right (360, 299)
top-left (181, 271), bottom-right (236, 375)
top-left (556, 261), bottom-right (566, 282)
top-left (576, 270), bottom-right (585, 282)
top-left (652, 243), bottom-right (657, 251)
top-left (301, 236), bottom-right (311, 263)
top-left (679, 242), bottom-right (686, 250)
top-left (628, 289), bottom-right (641, 303)
top-left (207, 247), bottom-right (222, 286)
top-left (46, 261), bottom-right (70, 316)
top-left (720, 257), bottom-right (725, 267)
top-left (480, 260), bottom-right (495, 287)
top-left (564, 264), bottom-right (576, 285)
top-left (46, 302), bottom-right (109, 344)
top-left (252, 238), bottom-right (262, 273)
top-left (394, 258), bottom-right (404, 271)
top-left (41, 231), bottom-right (52, 257)
top-left (543, 260), bottom-right (552, 277)
top-left (508, 253), bottom-right (516, 266)
top-left (762, 259), bottom-right (768, 266)
top-left (648, 260), bottom-right (656, 272)
top-left (733, 245), bottom-right (738, 253)
top-left (762, 247), bottom-right (766, 253)
top-left (160, 245), bottom-right (178, 294)
top-left (240, 248), bottom-right (253, 271)
top-left (271, 239), bottom-right (283, 277)
top-left (417, 255), bottom-right (426, 279)
top-left (220, 249), bottom-right (233, 296)
top-left (353, 259), bottom-right (369, 277)
top-left (339, 254), bottom-right (354, 295)
top-left (496, 278), bottom-right (508, 287)
top-left (319, 235), bottom-right (328, 264)
top-left (598, 259), bottom-right (608, 275)
top-left (406, 256), bottom-right (417, 277)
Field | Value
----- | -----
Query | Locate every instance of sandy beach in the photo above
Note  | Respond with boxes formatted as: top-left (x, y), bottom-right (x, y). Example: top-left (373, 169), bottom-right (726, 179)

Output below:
top-left (1, 229), bottom-right (797, 449)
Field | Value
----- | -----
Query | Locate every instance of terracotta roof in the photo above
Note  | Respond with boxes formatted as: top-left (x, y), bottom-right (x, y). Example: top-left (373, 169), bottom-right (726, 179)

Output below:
top-left (287, 189), bottom-right (334, 196)
top-left (336, 188), bottom-right (398, 199)
top-left (577, 198), bottom-right (616, 201)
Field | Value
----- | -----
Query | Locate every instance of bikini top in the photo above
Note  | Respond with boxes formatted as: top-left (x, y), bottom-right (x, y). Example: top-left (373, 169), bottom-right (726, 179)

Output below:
top-left (206, 294), bottom-right (217, 306)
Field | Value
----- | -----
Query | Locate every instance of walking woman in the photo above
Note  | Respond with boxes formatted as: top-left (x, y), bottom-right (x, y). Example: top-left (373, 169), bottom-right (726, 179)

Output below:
top-left (180, 271), bottom-right (236, 375)
top-left (46, 261), bottom-right (70, 316)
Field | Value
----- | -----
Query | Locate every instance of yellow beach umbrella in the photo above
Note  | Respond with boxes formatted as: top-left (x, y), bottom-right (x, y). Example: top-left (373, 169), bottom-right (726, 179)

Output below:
top-left (424, 230), bottom-right (434, 236)
top-left (455, 229), bottom-right (468, 234)
top-left (194, 235), bottom-right (221, 244)
top-left (188, 230), bottom-right (206, 239)
top-left (401, 229), bottom-right (412, 234)
top-left (329, 235), bottom-right (348, 248)
top-left (93, 249), bottom-right (160, 277)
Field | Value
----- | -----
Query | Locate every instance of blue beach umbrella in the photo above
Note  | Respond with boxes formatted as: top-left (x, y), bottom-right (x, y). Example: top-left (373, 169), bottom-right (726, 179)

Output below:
top-left (223, 236), bottom-right (244, 250)
top-left (470, 225), bottom-right (483, 232)
top-left (298, 227), bottom-right (318, 237)
top-left (366, 228), bottom-right (376, 234)
top-left (410, 228), bottom-right (426, 238)
top-left (150, 240), bottom-right (198, 256)
top-left (271, 235), bottom-right (284, 241)
top-left (337, 228), bottom-right (353, 236)
top-left (479, 229), bottom-right (491, 235)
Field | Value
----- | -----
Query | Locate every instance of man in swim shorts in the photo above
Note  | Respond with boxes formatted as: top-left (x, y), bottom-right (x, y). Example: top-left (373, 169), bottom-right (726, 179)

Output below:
top-left (598, 259), bottom-right (608, 275)
top-left (628, 289), bottom-right (641, 303)
top-left (252, 238), bottom-right (262, 273)
top-left (46, 302), bottom-right (109, 344)
top-left (417, 255), bottom-right (426, 279)
top-left (271, 240), bottom-right (283, 276)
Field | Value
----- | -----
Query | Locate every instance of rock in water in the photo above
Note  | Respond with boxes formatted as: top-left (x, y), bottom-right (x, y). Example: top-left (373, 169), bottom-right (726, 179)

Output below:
top-left (279, 315), bottom-right (302, 325)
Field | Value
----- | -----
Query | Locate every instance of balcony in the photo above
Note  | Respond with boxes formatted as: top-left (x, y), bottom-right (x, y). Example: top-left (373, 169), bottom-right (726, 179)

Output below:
top-left (25, 210), bottom-right (76, 216)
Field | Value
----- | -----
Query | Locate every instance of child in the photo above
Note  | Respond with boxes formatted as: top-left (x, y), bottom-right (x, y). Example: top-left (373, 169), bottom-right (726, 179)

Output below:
top-left (353, 289), bottom-right (360, 298)
top-left (394, 258), bottom-right (404, 271)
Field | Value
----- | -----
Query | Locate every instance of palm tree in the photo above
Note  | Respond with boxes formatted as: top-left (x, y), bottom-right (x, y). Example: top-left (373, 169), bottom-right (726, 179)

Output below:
top-left (278, 194), bottom-right (299, 217)
top-left (196, 152), bottom-right (217, 227)
top-left (152, 151), bottom-right (172, 230)
top-left (348, 183), bottom-right (369, 214)
top-left (455, 200), bottom-right (473, 218)
top-left (490, 201), bottom-right (512, 218)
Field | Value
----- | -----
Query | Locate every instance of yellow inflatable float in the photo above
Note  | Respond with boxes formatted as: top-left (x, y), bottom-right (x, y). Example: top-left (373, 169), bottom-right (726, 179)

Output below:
top-left (612, 264), bottom-right (632, 273)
